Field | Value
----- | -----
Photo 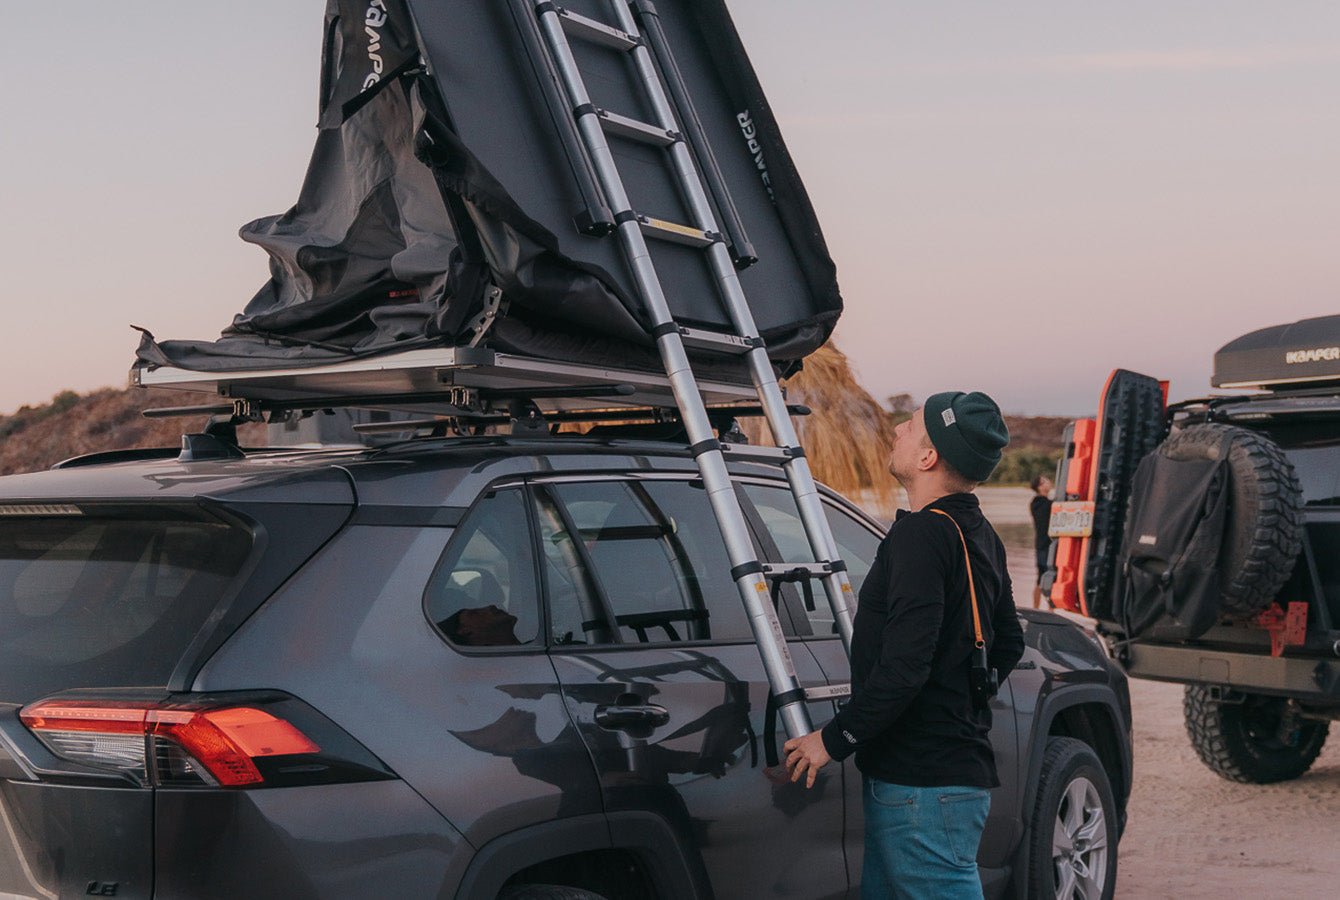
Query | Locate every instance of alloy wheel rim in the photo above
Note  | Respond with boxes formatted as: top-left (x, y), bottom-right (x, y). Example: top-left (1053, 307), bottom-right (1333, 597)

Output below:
top-left (1051, 774), bottom-right (1108, 899)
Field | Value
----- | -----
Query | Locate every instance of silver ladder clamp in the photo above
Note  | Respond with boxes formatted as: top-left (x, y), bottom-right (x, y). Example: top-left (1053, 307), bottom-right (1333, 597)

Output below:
top-left (521, 0), bottom-right (857, 740)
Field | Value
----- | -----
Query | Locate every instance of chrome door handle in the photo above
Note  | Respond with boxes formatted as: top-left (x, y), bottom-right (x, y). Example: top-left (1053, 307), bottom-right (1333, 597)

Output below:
top-left (594, 703), bottom-right (671, 730)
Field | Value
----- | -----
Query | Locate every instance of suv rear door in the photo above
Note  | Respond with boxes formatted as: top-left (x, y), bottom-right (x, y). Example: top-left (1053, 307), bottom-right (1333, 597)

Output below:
top-left (0, 504), bottom-right (256, 899)
top-left (536, 474), bottom-right (848, 899)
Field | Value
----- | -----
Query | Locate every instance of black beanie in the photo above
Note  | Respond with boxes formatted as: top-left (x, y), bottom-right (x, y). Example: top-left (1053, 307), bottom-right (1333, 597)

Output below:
top-left (923, 391), bottom-right (1010, 483)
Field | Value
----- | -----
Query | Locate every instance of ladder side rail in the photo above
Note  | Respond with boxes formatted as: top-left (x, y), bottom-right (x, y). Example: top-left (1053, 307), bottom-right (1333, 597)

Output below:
top-left (509, 0), bottom-right (615, 235)
top-left (627, 0), bottom-right (756, 268)
top-left (606, 0), bottom-right (857, 656)
top-left (530, 0), bottom-right (814, 739)
top-left (746, 364), bottom-right (858, 654)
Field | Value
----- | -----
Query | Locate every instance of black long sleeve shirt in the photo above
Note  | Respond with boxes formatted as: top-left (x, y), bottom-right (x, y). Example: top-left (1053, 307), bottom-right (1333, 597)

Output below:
top-left (1031, 494), bottom-right (1053, 553)
top-left (820, 492), bottom-right (1026, 788)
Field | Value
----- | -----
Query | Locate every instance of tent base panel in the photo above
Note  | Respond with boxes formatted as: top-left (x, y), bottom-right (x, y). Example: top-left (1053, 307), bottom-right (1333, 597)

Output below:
top-left (131, 346), bottom-right (757, 416)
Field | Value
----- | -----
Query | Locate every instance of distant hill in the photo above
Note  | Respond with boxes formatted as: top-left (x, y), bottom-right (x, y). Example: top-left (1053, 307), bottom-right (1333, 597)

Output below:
top-left (1002, 414), bottom-right (1069, 453)
top-left (0, 388), bottom-right (264, 476)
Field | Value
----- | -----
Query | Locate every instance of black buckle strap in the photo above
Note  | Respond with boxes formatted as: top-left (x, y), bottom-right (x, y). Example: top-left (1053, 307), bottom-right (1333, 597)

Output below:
top-left (729, 561), bottom-right (764, 581)
top-left (689, 438), bottom-right (722, 458)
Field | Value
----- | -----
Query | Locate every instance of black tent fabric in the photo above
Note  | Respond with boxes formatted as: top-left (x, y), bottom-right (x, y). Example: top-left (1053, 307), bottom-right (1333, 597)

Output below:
top-left (135, 0), bottom-right (842, 376)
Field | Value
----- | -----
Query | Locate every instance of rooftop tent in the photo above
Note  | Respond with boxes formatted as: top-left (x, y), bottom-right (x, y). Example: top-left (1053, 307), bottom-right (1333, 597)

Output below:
top-left (134, 0), bottom-right (842, 376)
top-left (1212, 314), bottom-right (1340, 390)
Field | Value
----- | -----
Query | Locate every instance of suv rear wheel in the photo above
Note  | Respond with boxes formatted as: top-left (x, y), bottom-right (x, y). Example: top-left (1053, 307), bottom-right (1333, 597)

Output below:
top-left (1027, 736), bottom-right (1118, 900)
top-left (1184, 686), bottom-right (1329, 783)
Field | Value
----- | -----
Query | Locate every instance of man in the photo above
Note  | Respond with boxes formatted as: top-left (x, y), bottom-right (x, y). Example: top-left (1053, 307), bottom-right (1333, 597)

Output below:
top-left (785, 391), bottom-right (1026, 900)
top-left (1030, 474), bottom-right (1054, 608)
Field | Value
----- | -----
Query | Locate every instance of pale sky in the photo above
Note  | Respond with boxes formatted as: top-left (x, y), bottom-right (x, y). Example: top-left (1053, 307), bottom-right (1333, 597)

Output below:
top-left (2, 1), bottom-right (1337, 417)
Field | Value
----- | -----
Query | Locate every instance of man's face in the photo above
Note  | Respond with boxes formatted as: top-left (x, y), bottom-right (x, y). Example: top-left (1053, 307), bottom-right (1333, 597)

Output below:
top-left (1038, 475), bottom-right (1053, 495)
top-left (888, 407), bottom-right (931, 482)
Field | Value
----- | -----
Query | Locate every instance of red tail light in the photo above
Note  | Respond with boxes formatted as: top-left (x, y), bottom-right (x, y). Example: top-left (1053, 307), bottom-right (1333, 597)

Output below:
top-left (20, 699), bottom-right (320, 787)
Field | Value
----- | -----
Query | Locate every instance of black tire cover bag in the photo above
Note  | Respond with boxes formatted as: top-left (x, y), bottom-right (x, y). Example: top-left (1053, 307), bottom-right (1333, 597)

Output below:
top-left (1120, 424), bottom-right (1303, 640)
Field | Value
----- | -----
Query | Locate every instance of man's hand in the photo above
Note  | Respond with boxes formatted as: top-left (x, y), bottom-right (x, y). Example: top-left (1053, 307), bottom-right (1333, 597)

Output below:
top-left (783, 730), bottom-right (832, 788)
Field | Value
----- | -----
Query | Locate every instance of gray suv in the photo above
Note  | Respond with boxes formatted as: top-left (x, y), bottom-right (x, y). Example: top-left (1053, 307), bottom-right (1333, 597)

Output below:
top-left (0, 428), bottom-right (1130, 899)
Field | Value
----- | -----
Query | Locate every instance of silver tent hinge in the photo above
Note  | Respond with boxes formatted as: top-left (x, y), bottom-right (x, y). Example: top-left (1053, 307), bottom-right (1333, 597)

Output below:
top-left (466, 286), bottom-right (507, 348)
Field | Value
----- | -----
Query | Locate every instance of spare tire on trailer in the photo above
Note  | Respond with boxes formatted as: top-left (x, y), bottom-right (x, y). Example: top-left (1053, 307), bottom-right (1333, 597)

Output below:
top-left (1157, 423), bottom-right (1303, 616)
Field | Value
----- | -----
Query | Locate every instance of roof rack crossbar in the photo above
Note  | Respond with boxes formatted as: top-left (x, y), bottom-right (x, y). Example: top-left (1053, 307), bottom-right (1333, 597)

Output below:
top-left (348, 403), bottom-right (812, 435)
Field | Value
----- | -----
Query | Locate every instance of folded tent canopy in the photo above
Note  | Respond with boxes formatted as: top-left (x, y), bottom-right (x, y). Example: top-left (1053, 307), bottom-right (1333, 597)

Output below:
top-left (133, 0), bottom-right (842, 377)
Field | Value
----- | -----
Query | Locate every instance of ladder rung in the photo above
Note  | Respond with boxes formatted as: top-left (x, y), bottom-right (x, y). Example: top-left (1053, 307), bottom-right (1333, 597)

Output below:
top-left (556, 7), bottom-right (639, 51)
top-left (637, 215), bottom-right (718, 248)
top-left (804, 684), bottom-right (852, 702)
top-left (676, 326), bottom-right (758, 355)
top-left (761, 562), bottom-right (834, 579)
top-left (596, 108), bottom-right (678, 147)
top-left (721, 444), bottom-right (798, 464)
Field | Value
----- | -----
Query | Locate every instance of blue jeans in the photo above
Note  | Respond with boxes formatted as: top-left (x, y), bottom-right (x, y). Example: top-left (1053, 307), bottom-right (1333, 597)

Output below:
top-left (861, 777), bottom-right (990, 900)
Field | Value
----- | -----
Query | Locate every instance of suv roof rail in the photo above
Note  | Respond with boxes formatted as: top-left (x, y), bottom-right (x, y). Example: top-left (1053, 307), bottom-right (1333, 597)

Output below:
top-left (52, 447), bottom-right (183, 470)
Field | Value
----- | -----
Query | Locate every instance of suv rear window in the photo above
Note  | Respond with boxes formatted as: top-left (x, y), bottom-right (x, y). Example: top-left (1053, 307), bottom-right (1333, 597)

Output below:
top-left (1272, 429), bottom-right (1340, 505)
top-left (0, 509), bottom-right (252, 701)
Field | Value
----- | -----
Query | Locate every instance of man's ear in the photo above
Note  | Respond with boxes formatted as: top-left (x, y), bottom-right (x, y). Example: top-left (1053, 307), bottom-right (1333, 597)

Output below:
top-left (917, 443), bottom-right (939, 473)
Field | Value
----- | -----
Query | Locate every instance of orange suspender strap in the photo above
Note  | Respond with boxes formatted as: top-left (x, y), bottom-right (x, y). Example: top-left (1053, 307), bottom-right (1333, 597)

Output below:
top-left (929, 508), bottom-right (986, 650)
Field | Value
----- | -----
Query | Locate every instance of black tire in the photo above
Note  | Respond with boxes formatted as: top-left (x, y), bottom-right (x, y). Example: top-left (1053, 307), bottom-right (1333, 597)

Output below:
top-left (1026, 737), bottom-right (1118, 900)
top-left (1183, 685), bottom-right (1329, 783)
top-left (498, 886), bottom-right (610, 900)
top-left (1158, 423), bottom-right (1303, 616)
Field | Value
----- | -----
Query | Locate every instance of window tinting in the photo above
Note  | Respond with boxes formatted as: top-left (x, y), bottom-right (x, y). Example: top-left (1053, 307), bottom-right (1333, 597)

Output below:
top-left (425, 489), bottom-right (540, 648)
top-left (544, 480), bottom-right (752, 644)
top-left (0, 512), bottom-right (252, 699)
top-left (1279, 445), bottom-right (1340, 505)
top-left (741, 483), bottom-right (881, 636)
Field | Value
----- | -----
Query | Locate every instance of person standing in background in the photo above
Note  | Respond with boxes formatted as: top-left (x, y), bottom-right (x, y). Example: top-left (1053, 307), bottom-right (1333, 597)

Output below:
top-left (1030, 475), bottom-right (1053, 608)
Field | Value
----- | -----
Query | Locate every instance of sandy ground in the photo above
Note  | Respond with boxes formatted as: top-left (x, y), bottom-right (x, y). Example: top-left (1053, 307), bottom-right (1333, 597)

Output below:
top-left (864, 488), bottom-right (1340, 898)
top-left (1114, 678), bottom-right (1340, 899)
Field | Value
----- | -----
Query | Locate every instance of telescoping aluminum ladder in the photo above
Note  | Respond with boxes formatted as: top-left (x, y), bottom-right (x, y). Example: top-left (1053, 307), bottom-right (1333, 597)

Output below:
top-left (514, 0), bottom-right (855, 740)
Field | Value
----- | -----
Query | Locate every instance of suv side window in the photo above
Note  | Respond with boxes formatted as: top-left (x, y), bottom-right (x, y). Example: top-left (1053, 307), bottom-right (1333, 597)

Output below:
top-left (534, 485), bottom-right (615, 646)
top-left (425, 488), bottom-right (541, 648)
top-left (740, 482), bottom-right (882, 636)
top-left (541, 479), bottom-right (753, 644)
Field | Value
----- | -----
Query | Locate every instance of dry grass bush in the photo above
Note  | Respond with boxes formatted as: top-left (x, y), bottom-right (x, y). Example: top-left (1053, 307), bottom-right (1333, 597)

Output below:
top-left (740, 342), bottom-right (900, 508)
top-left (554, 342), bottom-right (900, 506)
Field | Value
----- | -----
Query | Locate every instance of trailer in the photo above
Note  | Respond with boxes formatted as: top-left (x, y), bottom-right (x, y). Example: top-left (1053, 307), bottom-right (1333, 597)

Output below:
top-left (1046, 314), bottom-right (1340, 782)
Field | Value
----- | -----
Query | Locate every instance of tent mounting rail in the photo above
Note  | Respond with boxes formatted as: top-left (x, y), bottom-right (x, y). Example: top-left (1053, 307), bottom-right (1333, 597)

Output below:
top-left (132, 347), bottom-right (756, 415)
